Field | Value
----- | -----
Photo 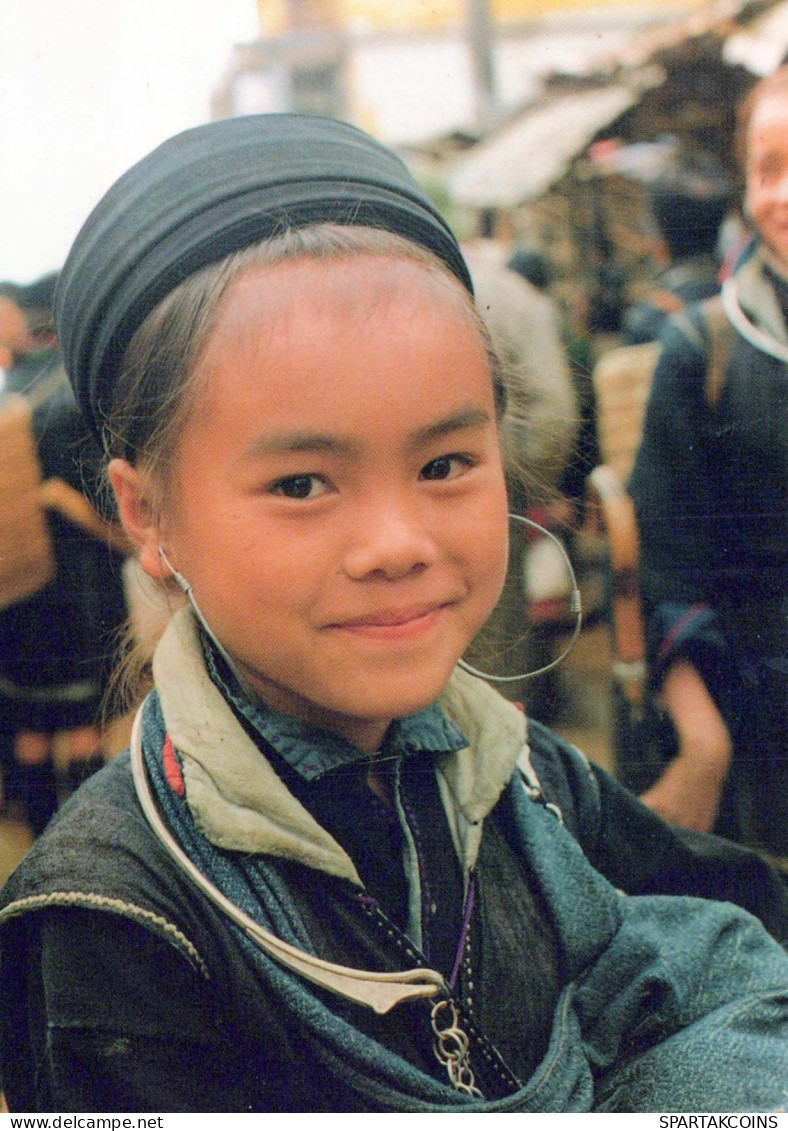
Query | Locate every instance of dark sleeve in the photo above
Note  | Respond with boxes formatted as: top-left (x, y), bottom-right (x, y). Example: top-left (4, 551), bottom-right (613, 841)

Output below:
top-left (584, 761), bottom-right (788, 946)
top-left (2, 908), bottom-right (246, 1113)
top-left (642, 601), bottom-right (746, 734)
top-left (526, 719), bottom-right (788, 947)
top-left (628, 317), bottom-right (718, 611)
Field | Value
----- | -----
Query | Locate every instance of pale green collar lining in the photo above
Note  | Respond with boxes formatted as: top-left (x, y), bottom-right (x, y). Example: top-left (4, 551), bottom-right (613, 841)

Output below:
top-left (735, 242), bottom-right (788, 347)
top-left (153, 607), bottom-right (527, 885)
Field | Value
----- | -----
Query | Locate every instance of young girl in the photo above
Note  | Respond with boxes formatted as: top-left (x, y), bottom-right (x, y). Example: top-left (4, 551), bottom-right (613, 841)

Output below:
top-left (0, 114), bottom-right (786, 1113)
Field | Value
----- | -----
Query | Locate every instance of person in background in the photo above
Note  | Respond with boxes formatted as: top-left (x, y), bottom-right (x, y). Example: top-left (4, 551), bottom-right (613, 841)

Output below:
top-left (622, 152), bottom-right (732, 346)
top-left (0, 115), bottom-right (786, 1114)
top-left (0, 285), bottom-right (30, 389)
top-left (504, 245), bottom-right (600, 720)
top-left (629, 68), bottom-right (788, 857)
top-left (506, 245), bottom-right (600, 525)
top-left (0, 272), bottom-right (128, 835)
top-left (3, 273), bottom-right (61, 397)
top-left (0, 275), bottom-right (62, 397)
top-left (463, 241), bottom-right (577, 507)
top-left (458, 242), bottom-right (578, 707)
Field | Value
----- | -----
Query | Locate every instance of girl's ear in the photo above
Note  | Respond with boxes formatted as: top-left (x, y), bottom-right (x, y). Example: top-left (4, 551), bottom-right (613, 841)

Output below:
top-left (108, 458), bottom-right (169, 580)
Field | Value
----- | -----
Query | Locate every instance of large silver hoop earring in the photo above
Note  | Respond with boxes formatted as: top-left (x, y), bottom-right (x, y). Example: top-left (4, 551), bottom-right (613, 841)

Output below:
top-left (457, 513), bottom-right (582, 684)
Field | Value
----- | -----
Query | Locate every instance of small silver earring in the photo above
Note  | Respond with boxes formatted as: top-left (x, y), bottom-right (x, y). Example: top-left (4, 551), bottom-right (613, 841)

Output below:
top-left (157, 545), bottom-right (261, 703)
top-left (158, 546), bottom-right (191, 594)
top-left (457, 513), bottom-right (582, 684)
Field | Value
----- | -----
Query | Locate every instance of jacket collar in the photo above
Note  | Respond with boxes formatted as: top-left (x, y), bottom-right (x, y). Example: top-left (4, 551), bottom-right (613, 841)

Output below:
top-left (723, 239), bottom-right (788, 361)
top-left (201, 631), bottom-right (467, 783)
top-left (152, 607), bottom-right (528, 884)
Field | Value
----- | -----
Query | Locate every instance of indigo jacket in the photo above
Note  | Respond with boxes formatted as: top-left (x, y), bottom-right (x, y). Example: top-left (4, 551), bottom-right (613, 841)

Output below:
top-left (1, 610), bottom-right (787, 1112)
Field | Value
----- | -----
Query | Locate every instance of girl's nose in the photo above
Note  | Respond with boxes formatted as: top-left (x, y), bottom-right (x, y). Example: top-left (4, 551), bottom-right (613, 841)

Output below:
top-left (341, 498), bottom-right (439, 581)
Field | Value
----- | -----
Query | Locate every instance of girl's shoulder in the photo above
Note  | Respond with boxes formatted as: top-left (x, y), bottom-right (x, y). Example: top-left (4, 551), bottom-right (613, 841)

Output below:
top-left (0, 752), bottom-right (213, 978)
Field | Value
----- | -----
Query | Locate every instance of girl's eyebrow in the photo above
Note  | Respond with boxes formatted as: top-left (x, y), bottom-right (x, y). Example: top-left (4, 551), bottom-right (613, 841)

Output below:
top-left (242, 406), bottom-right (492, 461)
top-left (407, 406), bottom-right (492, 448)
top-left (242, 432), bottom-right (358, 460)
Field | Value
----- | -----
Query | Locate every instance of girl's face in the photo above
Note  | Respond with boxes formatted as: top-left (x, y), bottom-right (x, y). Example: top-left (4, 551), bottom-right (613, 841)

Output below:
top-left (132, 256), bottom-right (509, 752)
top-left (746, 92), bottom-right (788, 267)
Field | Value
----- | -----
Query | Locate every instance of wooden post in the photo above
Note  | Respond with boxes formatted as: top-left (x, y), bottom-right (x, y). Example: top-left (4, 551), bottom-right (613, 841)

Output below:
top-left (467, 0), bottom-right (497, 133)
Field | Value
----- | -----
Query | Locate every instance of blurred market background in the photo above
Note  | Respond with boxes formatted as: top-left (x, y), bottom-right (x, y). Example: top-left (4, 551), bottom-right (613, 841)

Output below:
top-left (2, 0), bottom-right (787, 879)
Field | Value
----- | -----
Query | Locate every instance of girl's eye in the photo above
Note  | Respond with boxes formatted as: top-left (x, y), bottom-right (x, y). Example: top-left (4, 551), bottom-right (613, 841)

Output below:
top-left (420, 454), bottom-right (473, 481)
top-left (270, 474), bottom-right (327, 500)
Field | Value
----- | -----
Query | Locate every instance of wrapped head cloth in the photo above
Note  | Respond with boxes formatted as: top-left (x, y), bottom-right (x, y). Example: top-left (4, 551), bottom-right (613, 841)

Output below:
top-left (55, 113), bottom-right (473, 444)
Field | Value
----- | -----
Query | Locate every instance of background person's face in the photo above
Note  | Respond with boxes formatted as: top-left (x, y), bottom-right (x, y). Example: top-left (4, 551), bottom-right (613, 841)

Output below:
top-left (746, 92), bottom-right (788, 268)
top-left (0, 297), bottom-right (30, 370)
top-left (159, 255), bottom-right (509, 752)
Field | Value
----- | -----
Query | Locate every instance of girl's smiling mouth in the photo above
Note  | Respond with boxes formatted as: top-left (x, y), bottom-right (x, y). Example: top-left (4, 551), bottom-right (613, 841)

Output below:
top-left (328, 602), bottom-right (454, 640)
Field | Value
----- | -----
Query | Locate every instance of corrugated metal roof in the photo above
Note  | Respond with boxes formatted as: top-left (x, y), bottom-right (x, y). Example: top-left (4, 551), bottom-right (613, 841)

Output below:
top-left (597, 0), bottom-right (761, 70)
top-left (448, 83), bottom-right (645, 208)
top-left (446, 0), bottom-right (785, 210)
top-left (723, 0), bottom-right (788, 74)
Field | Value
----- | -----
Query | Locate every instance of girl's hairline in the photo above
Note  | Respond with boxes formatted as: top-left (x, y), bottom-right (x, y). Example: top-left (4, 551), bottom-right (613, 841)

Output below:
top-left (104, 226), bottom-right (507, 506)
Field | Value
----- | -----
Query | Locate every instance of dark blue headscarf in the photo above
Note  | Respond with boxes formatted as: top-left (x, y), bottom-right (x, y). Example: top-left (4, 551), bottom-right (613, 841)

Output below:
top-left (54, 113), bottom-right (472, 443)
